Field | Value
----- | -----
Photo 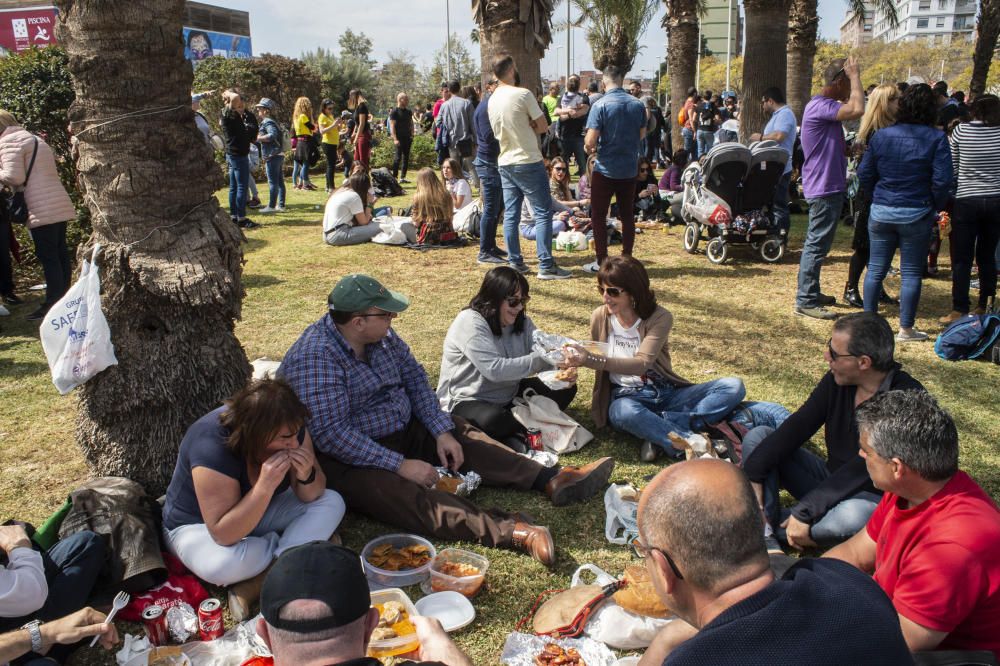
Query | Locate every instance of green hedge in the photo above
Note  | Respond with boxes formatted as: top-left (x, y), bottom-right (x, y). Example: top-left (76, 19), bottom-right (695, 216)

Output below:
top-left (370, 132), bottom-right (437, 172)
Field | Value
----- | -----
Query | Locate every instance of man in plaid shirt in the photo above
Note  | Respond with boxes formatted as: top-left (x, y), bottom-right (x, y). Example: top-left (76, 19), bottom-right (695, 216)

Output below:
top-left (280, 274), bottom-right (614, 566)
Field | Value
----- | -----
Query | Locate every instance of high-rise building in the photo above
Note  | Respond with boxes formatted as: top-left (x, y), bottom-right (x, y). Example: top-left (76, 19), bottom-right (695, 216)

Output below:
top-left (700, 0), bottom-right (742, 58)
top-left (840, 3), bottom-right (875, 48)
top-left (871, 0), bottom-right (977, 44)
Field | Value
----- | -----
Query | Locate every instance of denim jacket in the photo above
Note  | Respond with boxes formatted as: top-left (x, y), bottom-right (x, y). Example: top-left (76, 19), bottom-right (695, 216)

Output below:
top-left (858, 123), bottom-right (953, 211)
top-left (257, 118), bottom-right (283, 161)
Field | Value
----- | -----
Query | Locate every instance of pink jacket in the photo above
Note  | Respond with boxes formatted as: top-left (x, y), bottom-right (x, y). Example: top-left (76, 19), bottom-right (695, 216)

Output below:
top-left (0, 126), bottom-right (75, 229)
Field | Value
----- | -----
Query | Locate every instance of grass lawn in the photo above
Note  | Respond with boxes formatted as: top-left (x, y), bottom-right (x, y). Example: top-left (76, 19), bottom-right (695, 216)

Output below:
top-left (1, 177), bottom-right (997, 664)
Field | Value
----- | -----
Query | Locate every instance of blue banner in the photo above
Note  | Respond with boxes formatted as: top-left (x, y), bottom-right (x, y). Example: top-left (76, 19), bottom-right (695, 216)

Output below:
top-left (183, 27), bottom-right (252, 63)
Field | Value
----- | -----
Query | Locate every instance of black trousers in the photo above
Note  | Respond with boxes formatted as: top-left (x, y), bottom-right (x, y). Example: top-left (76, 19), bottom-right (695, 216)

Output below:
top-left (0, 216), bottom-right (13, 296)
top-left (951, 195), bottom-right (1000, 312)
top-left (393, 136), bottom-right (413, 179)
top-left (450, 377), bottom-right (578, 444)
top-left (322, 143), bottom-right (338, 190)
top-left (29, 221), bottom-right (70, 307)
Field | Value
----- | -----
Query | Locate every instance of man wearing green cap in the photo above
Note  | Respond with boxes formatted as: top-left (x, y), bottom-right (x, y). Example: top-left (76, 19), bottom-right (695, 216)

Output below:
top-left (279, 274), bottom-right (615, 566)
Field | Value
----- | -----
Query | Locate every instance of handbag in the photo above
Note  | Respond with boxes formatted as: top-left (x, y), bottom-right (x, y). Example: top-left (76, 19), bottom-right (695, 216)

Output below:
top-left (6, 136), bottom-right (38, 225)
top-left (510, 388), bottom-right (593, 454)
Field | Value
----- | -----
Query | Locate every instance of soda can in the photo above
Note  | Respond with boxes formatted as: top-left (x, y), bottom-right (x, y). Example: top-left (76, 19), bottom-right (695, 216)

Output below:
top-left (526, 428), bottom-right (543, 451)
top-left (198, 598), bottom-right (225, 641)
top-left (142, 605), bottom-right (169, 646)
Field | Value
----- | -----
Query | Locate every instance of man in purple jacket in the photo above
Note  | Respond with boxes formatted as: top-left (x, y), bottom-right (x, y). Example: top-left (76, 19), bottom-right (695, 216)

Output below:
top-left (794, 57), bottom-right (865, 320)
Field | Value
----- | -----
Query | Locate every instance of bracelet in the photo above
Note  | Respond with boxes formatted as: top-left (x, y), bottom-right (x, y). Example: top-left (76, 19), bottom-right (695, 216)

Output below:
top-left (296, 467), bottom-right (317, 485)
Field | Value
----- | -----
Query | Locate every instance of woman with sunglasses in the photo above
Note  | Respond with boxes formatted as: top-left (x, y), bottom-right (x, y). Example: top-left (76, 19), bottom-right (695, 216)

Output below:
top-left (437, 266), bottom-right (577, 451)
top-left (633, 157), bottom-right (663, 222)
top-left (549, 157), bottom-right (590, 213)
top-left (561, 256), bottom-right (745, 460)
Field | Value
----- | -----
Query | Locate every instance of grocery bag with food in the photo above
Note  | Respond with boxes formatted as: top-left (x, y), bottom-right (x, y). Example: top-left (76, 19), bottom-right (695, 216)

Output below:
top-left (500, 632), bottom-right (617, 666)
top-left (569, 564), bottom-right (673, 649)
top-left (510, 389), bottom-right (593, 454)
top-left (603, 484), bottom-right (640, 546)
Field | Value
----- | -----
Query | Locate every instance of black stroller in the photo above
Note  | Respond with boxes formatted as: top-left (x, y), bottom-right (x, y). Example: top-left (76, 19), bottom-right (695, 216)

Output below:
top-left (680, 141), bottom-right (789, 264)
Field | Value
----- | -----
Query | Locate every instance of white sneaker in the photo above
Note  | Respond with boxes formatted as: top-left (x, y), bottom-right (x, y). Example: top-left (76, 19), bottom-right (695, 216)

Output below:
top-left (0, 304), bottom-right (9, 317)
top-left (258, 206), bottom-right (276, 213)
top-left (582, 261), bottom-right (600, 274)
top-left (276, 206), bottom-right (286, 212)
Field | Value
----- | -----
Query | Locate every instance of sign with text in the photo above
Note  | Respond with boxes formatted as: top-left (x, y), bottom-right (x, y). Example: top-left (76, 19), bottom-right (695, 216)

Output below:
top-left (0, 6), bottom-right (57, 55)
top-left (183, 27), bottom-right (252, 64)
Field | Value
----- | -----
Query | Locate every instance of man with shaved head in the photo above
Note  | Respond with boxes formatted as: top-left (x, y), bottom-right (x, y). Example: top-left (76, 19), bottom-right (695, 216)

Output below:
top-left (634, 460), bottom-right (912, 665)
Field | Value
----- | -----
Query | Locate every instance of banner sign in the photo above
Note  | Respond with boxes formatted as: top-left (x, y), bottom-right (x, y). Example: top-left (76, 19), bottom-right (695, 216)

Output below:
top-left (183, 27), bottom-right (252, 64)
top-left (0, 7), bottom-right (57, 55)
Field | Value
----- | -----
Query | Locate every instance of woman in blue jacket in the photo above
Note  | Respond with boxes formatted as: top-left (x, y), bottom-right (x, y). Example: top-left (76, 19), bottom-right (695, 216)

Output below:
top-left (858, 84), bottom-right (953, 342)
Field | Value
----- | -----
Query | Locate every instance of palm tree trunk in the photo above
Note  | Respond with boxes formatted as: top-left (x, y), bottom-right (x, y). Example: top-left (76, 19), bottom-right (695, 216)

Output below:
top-left (970, 0), bottom-right (999, 97)
top-left (665, 0), bottom-right (699, 154)
top-left (740, 0), bottom-right (792, 142)
top-left (55, 0), bottom-right (250, 494)
top-left (474, 0), bottom-right (553, 95)
top-left (786, 0), bottom-right (819, 121)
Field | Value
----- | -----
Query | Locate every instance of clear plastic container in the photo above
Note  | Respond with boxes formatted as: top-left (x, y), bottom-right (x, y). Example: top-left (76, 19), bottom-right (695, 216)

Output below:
top-left (361, 534), bottom-right (436, 588)
top-left (367, 588), bottom-right (420, 658)
top-left (428, 548), bottom-right (490, 598)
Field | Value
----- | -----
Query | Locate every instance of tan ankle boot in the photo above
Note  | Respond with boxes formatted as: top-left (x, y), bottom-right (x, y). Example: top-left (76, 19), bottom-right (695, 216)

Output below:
top-left (227, 567), bottom-right (269, 622)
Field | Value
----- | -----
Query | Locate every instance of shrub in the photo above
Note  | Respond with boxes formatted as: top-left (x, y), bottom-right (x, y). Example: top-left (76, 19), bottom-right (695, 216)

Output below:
top-left (370, 132), bottom-right (437, 171)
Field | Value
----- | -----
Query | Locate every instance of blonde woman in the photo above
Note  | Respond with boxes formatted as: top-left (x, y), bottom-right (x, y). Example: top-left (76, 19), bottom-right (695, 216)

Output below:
top-left (292, 96), bottom-right (316, 191)
top-left (0, 109), bottom-right (75, 320)
top-left (844, 84), bottom-right (900, 309)
top-left (411, 167), bottom-right (456, 244)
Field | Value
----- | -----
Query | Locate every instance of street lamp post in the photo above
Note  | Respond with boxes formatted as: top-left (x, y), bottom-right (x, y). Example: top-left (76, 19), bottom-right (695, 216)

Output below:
top-left (554, 45), bottom-right (564, 82)
top-left (566, 0), bottom-right (571, 83)
top-left (725, 0), bottom-right (732, 93)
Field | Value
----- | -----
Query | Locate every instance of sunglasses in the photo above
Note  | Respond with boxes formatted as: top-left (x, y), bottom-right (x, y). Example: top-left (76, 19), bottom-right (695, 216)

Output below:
top-left (357, 311), bottom-right (398, 320)
top-left (553, 167), bottom-right (567, 173)
top-left (506, 296), bottom-right (529, 308)
top-left (631, 538), bottom-right (684, 580)
top-left (638, 168), bottom-right (649, 172)
top-left (826, 338), bottom-right (856, 361)
top-left (597, 285), bottom-right (624, 297)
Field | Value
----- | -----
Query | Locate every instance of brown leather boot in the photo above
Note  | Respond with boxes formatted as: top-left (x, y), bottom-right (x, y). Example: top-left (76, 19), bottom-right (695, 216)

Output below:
top-left (511, 522), bottom-right (556, 567)
top-left (544, 457), bottom-right (615, 507)
top-left (328, 531), bottom-right (343, 546)
top-left (227, 568), bottom-right (269, 622)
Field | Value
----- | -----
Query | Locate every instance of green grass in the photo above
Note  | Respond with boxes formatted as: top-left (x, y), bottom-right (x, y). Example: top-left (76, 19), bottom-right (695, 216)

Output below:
top-left (1, 178), bottom-right (998, 664)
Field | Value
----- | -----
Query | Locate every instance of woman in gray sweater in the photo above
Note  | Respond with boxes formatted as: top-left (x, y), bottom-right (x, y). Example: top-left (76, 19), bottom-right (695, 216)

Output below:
top-left (437, 267), bottom-right (577, 451)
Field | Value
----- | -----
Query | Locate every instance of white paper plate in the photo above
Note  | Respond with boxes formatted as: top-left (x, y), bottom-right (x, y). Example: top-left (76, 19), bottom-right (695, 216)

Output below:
top-left (415, 591), bottom-right (475, 632)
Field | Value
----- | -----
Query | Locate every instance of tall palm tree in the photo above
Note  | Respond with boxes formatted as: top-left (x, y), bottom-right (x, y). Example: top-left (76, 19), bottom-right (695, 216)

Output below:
top-left (571, 0), bottom-right (660, 72)
top-left (664, 0), bottom-right (701, 156)
top-left (472, 0), bottom-right (555, 94)
top-left (740, 0), bottom-right (792, 141)
top-left (970, 0), bottom-right (1000, 96)
top-left (55, 0), bottom-right (250, 493)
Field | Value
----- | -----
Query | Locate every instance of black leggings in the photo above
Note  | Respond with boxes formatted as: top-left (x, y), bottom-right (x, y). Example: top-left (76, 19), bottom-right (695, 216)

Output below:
top-left (322, 143), bottom-right (338, 190)
top-left (847, 194), bottom-right (872, 291)
top-left (450, 377), bottom-right (578, 445)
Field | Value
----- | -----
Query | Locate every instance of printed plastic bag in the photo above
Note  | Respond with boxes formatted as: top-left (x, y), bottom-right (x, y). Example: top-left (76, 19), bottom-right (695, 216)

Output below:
top-left (40, 244), bottom-right (117, 394)
top-left (555, 230), bottom-right (587, 251)
top-left (683, 189), bottom-right (732, 226)
top-left (570, 564), bottom-right (673, 650)
top-left (604, 484), bottom-right (640, 546)
top-left (510, 389), bottom-right (593, 454)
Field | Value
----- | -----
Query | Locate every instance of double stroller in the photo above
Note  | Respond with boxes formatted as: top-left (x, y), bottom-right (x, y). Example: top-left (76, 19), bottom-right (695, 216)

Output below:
top-left (680, 141), bottom-right (788, 264)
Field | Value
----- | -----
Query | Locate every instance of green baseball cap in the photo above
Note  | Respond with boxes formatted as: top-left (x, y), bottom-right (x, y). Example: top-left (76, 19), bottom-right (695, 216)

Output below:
top-left (327, 274), bottom-right (410, 313)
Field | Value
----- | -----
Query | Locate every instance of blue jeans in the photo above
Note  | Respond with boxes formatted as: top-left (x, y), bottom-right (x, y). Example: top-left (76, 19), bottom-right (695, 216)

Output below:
top-left (520, 218), bottom-right (568, 240)
top-left (474, 157), bottom-right (502, 256)
top-left (864, 216), bottom-right (933, 328)
top-left (608, 378), bottom-right (746, 456)
top-left (796, 194), bottom-right (844, 308)
top-left (729, 401), bottom-right (791, 431)
top-left (264, 155), bottom-right (286, 209)
top-left (498, 161), bottom-right (556, 270)
top-left (741, 426), bottom-right (880, 544)
top-left (292, 159), bottom-right (310, 186)
top-left (561, 135), bottom-right (588, 176)
top-left (682, 127), bottom-right (696, 159)
top-left (227, 153), bottom-right (250, 220)
top-left (696, 130), bottom-right (715, 158)
top-left (772, 171), bottom-right (792, 235)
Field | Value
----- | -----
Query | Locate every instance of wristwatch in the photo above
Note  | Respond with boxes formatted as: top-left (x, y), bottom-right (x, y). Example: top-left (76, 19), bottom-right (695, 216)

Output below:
top-left (21, 619), bottom-right (42, 653)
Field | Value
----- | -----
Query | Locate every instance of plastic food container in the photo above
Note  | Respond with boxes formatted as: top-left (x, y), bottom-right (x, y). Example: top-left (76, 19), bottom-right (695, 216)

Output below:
top-left (367, 588), bottom-right (420, 659)
top-left (429, 548), bottom-right (489, 597)
top-left (361, 534), bottom-right (436, 588)
top-left (573, 340), bottom-right (611, 357)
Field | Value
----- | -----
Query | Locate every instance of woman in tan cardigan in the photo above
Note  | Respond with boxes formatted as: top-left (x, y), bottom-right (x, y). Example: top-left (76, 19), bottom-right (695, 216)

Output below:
top-left (561, 256), bottom-right (745, 461)
top-left (0, 110), bottom-right (76, 321)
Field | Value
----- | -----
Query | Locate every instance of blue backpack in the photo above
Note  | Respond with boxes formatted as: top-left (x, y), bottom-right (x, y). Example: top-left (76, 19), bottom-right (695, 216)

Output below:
top-left (934, 314), bottom-right (1000, 361)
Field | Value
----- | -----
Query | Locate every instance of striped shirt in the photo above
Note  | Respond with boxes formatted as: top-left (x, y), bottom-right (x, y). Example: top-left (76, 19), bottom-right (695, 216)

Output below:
top-left (950, 121), bottom-right (1000, 199)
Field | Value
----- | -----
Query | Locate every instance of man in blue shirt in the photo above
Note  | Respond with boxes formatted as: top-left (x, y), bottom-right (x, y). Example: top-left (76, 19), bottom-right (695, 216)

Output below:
top-left (583, 64), bottom-right (647, 274)
top-left (472, 79), bottom-right (506, 265)
top-left (752, 87), bottom-right (798, 236)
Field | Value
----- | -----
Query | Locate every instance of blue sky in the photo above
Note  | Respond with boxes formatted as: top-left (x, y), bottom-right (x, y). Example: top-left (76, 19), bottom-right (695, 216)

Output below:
top-left (209, 0), bottom-right (848, 79)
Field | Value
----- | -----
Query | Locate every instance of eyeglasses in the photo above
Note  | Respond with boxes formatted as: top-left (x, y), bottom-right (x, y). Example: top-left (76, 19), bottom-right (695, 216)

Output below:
top-left (357, 311), bottom-right (398, 320)
top-left (506, 295), bottom-right (530, 308)
top-left (631, 538), bottom-right (684, 580)
top-left (826, 338), bottom-right (856, 361)
top-left (597, 285), bottom-right (624, 297)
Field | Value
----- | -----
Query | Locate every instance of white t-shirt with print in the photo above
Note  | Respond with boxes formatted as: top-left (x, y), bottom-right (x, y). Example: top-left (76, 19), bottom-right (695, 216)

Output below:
top-left (608, 314), bottom-right (644, 387)
top-left (447, 178), bottom-right (473, 210)
top-left (323, 189), bottom-right (364, 235)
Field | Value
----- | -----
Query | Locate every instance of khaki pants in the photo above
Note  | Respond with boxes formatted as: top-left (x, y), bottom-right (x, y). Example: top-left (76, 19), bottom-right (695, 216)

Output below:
top-left (317, 416), bottom-right (544, 547)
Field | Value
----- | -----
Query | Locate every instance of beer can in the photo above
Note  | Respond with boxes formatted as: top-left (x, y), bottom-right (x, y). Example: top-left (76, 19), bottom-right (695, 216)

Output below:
top-left (198, 598), bottom-right (225, 641)
top-left (526, 428), bottom-right (543, 451)
top-left (142, 605), bottom-right (169, 646)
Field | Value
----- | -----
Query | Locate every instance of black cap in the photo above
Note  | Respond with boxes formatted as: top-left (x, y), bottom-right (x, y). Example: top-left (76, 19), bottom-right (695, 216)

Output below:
top-left (261, 542), bottom-right (371, 633)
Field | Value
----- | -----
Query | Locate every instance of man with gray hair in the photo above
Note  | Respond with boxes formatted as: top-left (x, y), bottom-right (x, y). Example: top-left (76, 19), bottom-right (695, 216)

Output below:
top-left (825, 391), bottom-right (1000, 659)
top-left (741, 312), bottom-right (924, 551)
top-left (634, 459), bottom-right (912, 664)
top-left (258, 541), bottom-right (472, 665)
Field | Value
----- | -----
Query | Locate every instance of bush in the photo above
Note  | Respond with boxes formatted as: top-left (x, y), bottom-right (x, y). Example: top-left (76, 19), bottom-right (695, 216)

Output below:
top-left (370, 132), bottom-right (437, 171)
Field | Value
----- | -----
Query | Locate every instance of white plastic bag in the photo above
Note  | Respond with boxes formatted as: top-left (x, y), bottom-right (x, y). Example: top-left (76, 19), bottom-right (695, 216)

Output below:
top-left (453, 199), bottom-right (482, 237)
top-left (570, 564), bottom-right (673, 650)
top-left (40, 244), bottom-right (117, 395)
top-left (510, 389), bottom-right (593, 454)
top-left (682, 188), bottom-right (732, 226)
top-left (604, 483), bottom-right (640, 546)
top-left (555, 230), bottom-right (587, 251)
top-left (372, 216), bottom-right (416, 245)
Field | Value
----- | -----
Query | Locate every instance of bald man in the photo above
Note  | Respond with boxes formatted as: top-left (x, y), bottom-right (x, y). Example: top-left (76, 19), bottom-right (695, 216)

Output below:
top-left (635, 460), bottom-right (912, 665)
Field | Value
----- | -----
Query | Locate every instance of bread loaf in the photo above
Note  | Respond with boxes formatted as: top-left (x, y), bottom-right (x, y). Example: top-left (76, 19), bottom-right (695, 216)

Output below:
top-left (613, 565), bottom-right (671, 618)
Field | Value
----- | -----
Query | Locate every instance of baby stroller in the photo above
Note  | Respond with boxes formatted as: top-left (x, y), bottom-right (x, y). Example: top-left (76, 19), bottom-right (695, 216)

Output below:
top-left (681, 141), bottom-right (789, 264)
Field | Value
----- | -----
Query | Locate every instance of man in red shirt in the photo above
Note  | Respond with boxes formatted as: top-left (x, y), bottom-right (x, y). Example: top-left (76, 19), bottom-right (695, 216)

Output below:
top-left (825, 390), bottom-right (1000, 660)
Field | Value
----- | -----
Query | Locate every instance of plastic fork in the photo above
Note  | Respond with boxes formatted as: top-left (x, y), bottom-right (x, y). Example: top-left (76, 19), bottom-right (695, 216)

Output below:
top-left (90, 590), bottom-right (130, 647)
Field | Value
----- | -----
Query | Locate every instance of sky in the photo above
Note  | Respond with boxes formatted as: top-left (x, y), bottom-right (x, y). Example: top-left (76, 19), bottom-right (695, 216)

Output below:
top-left (208, 0), bottom-right (848, 80)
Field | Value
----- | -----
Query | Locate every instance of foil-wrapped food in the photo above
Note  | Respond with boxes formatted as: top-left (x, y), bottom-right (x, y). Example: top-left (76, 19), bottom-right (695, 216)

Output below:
top-left (434, 468), bottom-right (482, 496)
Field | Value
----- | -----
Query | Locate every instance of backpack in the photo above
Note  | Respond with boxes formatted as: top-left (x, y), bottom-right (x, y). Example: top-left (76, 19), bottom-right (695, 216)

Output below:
top-left (934, 314), bottom-right (1000, 361)
top-left (697, 102), bottom-right (716, 131)
top-left (453, 199), bottom-right (482, 238)
top-left (277, 122), bottom-right (292, 153)
top-left (370, 167), bottom-right (405, 197)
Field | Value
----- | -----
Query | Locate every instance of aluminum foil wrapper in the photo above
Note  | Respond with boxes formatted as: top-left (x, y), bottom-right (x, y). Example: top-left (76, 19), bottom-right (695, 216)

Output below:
top-left (500, 632), bottom-right (616, 666)
top-left (520, 449), bottom-right (559, 467)
top-left (166, 603), bottom-right (197, 643)
top-left (532, 330), bottom-right (575, 365)
top-left (435, 468), bottom-right (482, 496)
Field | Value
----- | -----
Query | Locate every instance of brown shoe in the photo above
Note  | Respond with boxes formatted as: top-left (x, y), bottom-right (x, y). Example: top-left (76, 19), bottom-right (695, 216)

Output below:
top-left (511, 522), bottom-right (556, 567)
top-left (328, 531), bottom-right (343, 546)
top-left (545, 457), bottom-right (615, 507)
top-left (227, 568), bottom-right (269, 622)
top-left (939, 310), bottom-right (967, 325)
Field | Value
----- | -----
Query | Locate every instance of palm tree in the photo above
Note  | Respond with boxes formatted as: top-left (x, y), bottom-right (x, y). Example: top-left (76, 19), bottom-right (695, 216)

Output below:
top-left (571, 0), bottom-right (660, 72)
top-left (55, 0), bottom-right (250, 493)
top-left (970, 0), bottom-right (1000, 96)
top-left (664, 0), bottom-right (701, 157)
top-left (740, 0), bottom-right (792, 141)
top-left (472, 0), bottom-right (555, 94)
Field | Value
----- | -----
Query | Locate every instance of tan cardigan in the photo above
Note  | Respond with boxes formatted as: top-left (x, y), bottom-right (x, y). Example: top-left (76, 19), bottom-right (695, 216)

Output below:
top-left (0, 126), bottom-right (75, 229)
top-left (585, 305), bottom-right (692, 428)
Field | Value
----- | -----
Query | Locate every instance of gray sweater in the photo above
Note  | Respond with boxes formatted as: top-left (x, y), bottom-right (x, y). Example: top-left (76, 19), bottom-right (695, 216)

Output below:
top-left (437, 309), bottom-right (551, 411)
